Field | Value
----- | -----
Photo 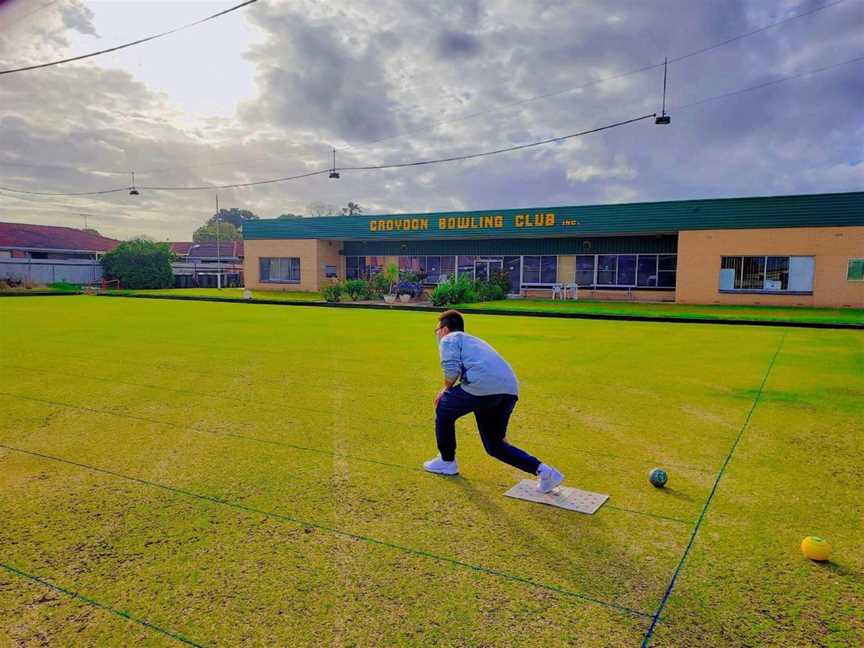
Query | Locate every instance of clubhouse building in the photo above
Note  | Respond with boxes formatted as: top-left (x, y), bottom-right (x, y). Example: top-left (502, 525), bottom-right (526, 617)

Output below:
top-left (242, 191), bottom-right (864, 308)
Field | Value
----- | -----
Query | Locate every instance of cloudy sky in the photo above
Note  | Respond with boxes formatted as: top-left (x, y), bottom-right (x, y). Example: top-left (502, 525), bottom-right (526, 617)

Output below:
top-left (0, 0), bottom-right (861, 240)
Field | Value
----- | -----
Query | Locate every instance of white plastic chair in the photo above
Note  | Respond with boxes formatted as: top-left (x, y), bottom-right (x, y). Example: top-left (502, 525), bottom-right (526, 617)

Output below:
top-left (551, 284), bottom-right (564, 300)
top-left (564, 283), bottom-right (579, 300)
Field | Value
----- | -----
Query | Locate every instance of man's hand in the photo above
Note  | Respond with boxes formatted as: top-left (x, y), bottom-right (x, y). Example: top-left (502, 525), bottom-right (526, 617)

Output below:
top-left (434, 387), bottom-right (447, 410)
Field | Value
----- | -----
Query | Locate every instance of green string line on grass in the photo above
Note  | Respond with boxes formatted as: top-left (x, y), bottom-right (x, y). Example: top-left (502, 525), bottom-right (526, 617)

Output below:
top-left (8, 360), bottom-right (715, 475)
top-left (639, 332), bottom-right (787, 648)
top-left (0, 562), bottom-right (206, 647)
top-left (0, 442), bottom-right (654, 620)
top-left (0, 390), bottom-right (698, 525)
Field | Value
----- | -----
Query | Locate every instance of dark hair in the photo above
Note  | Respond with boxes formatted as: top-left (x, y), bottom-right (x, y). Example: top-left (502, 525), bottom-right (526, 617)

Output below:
top-left (438, 309), bottom-right (464, 332)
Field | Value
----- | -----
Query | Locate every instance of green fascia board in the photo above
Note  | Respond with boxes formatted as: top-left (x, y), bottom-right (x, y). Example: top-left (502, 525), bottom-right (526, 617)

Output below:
top-left (243, 191), bottom-right (864, 241)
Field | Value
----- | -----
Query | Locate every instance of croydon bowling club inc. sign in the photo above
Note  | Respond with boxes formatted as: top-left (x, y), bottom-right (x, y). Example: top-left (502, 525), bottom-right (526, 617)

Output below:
top-left (367, 211), bottom-right (579, 234)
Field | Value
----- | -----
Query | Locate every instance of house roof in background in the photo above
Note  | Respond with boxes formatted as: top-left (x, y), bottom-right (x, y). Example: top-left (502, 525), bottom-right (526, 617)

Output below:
top-left (182, 241), bottom-right (244, 259)
top-left (0, 222), bottom-right (120, 251)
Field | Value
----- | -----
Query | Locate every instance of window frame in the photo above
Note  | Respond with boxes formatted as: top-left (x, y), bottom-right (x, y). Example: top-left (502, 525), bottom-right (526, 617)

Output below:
top-left (719, 255), bottom-right (814, 294)
top-left (260, 257), bottom-right (301, 284)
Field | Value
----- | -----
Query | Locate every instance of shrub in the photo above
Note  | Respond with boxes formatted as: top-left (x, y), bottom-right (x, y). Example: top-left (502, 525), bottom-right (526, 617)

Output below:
top-left (431, 275), bottom-right (477, 306)
top-left (489, 270), bottom-right (511, 295)
top-left (474, 280), bottom-right (505, 302)
top-left (49, 281), bottom-right (81, 291)
top-left (368, 274), bottom-right (390, 299)
top-left (399, 269), bottom-right (418, 283)
top-left (322, 283), bottom-right (343, 302)
top-left (101, 239), bottom-right (174, 289)
top-left (344, 279), bottom-right (367, 300)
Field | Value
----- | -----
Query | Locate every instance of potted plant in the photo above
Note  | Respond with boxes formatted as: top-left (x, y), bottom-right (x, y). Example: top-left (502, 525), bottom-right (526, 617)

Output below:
top-left (383, 262), bottom-right (399, 303)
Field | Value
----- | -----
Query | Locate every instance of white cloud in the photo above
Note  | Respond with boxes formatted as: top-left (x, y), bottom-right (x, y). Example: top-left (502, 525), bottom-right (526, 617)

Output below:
top-left (0, 0), bottom-right (861, 239)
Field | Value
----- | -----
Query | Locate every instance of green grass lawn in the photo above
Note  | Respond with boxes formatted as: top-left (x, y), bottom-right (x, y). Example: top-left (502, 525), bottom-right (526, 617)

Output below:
top-left (458, 298), bottom-right (864, 325)
top-left (1, 297), bottom-right (861, 646)
top-left (101, 288), bottom-right (863, 325)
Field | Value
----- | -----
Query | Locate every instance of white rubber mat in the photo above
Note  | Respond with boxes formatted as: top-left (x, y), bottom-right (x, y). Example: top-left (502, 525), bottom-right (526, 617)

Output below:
top-left (504, 479), bottom-right (609, 514)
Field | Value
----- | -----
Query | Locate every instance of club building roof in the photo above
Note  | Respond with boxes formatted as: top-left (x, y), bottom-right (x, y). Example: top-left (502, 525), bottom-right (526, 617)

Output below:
top-left (244, 191), bottom-right (864, 242)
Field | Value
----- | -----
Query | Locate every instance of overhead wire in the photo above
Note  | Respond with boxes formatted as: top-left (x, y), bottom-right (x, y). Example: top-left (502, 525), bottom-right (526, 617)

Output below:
top-left (3, 46), bottom-right (862, 198)
top-left (0, 0), bottom-right (850, 178)
top-left (335, 0), bottom-right (851, 152)
top-left (0, 0), bottom-right (258, 75)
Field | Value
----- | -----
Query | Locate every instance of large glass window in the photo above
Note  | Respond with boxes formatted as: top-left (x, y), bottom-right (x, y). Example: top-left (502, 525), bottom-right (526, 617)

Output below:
top-left (658, 254), bottom-right (677, 288)
top-left (346, 256), bottom-right (385, 280)
top-left (597, 255), bottom-right (617, 285)
top-left (575, 255), bottom-right (595, 286)
top-left (575, 254), bottom-right (675, 288)
top-left (522, 255), bottom-right (557, 285)
top-left (457, 256), bottom-right (476, 279)
top-left (260, 257), bottom-right (300, 283)
top-left (720, 256), bottom-right (813, 292)
top-left (637, 256), bottom-right (658, 286)
top-left (617, 255), bottom-right (637, 285)
top-left (503, 256), bottom-right (521, 293)
top-left (398, 255), bottom-right (456, 284)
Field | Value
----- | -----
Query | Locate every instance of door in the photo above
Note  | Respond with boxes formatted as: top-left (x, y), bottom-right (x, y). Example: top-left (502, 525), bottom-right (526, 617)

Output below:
top-left (474, 258), bottom-right (503, 282)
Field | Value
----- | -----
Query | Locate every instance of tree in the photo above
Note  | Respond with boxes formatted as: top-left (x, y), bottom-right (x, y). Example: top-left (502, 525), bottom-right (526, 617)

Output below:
top-left (341, 202), bottom-right (363, 215)
top-left (277, 213), bottom-right (303, 219)
top-left (307, 201), bottom-right (339, 217)
top-left (101, 239), bottom-right (174, 289)
top-left (208, 208), bottom-right (259, 230)
top-left (193, 221), bottom-right (241, 243)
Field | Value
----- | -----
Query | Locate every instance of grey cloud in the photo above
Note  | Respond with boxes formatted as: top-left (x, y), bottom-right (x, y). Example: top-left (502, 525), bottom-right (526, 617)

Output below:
top-left (435, 30), bottom-right (483, 59)
top-left (2, 0), bottom-right (862, 242)
top-left (60, 1), bottom-right (97, 37)
top-left (240, 9), bottom-right (406, 143)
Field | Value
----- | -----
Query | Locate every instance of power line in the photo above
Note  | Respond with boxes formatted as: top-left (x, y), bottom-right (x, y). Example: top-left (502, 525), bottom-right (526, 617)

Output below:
top-left (1, 0), bottom-right (849, 178)
top-left (340, 114), bottom-right (656, 172)
top-left (0, 113), bottom-right (656, 195)
top-left (336, 0), bottom-right (851, 152)
top-left (0, 0), bottom-right (258, 75)
top-left (1, 52), bottom-right (861, 197)
top-left (675, 54), bottom-right (864, 110)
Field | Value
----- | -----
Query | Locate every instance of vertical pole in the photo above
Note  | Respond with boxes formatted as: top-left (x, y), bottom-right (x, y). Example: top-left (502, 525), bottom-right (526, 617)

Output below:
top-left (215, 192), bottom-right (222, 289)
top-left (661, 57), bottom-right (668, 117)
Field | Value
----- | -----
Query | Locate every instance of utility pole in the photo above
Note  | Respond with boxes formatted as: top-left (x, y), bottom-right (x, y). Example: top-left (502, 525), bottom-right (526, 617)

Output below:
top-left (215, 192), bottom-right (222, 289)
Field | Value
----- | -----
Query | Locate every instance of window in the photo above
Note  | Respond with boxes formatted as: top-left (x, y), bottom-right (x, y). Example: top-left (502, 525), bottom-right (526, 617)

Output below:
top-left (597, 255), bottom-right (617, 285)
top-left (346, 256), bottom-right (366, 280)
top-left (522, 255), bottom-right (557, 285)
top-left (324, 265), bottom-right (337, 278)
top-left (457, 256), bottom-right (476, 279)
top-left (637, 256), bottom-right (657, 286)
top-left (260, 257), bottom-right (300, 283)
top-left (617, 255), bottom-right (637, 285)
top-left (658, 254), bottom-right (677, 288)
top-left (848, 259), bottom-right (864, 281)
top-left (399, 255), bottom-right (456, 284)
top-left (575, 255), bottom-right (595, 286)
top-left (347, 256), bottom-right (385, 280)
top-left (720, 256), bottom-right (814, 292)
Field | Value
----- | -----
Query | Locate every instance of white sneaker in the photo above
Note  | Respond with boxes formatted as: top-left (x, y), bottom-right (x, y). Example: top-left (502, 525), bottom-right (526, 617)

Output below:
top-left (537, 463), bottom-right (564, 493)
top-left (423, 456), bottom-right (459, 475)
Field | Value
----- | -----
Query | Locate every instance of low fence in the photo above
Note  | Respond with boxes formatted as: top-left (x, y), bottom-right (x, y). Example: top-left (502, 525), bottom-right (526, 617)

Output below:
top-left (0, 258), bottom-right (102, 284)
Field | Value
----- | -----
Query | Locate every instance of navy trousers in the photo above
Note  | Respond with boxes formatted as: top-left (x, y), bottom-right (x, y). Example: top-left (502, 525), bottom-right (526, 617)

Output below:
top-left (435, 385), bottom-right (541, 475)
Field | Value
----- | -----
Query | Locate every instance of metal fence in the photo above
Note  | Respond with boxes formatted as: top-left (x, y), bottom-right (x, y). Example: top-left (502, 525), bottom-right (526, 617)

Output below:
top-left (0, 258), bottom-right (103, 284)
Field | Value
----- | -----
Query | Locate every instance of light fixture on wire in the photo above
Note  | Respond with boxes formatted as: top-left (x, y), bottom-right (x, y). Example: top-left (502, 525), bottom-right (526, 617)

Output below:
top-left (328, 148), bottom-right (340, 179)
top-left (655, 57), bottom-right (671, 125)
top-left (129, 171), bottom-right (140, 195)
